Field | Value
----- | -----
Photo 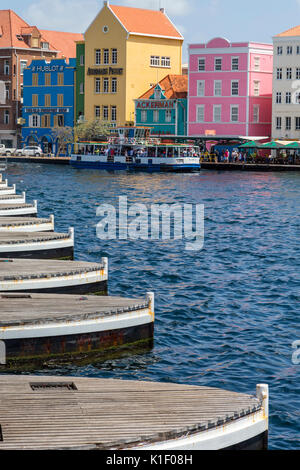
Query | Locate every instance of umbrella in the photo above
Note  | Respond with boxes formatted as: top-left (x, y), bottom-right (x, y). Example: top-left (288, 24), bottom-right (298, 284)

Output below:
top-left (260, 141), bottom-right (287, 149)
top-left (284, 141), bottom-right (300, 149)
top-left (239, 140), bottom-right (262, 148)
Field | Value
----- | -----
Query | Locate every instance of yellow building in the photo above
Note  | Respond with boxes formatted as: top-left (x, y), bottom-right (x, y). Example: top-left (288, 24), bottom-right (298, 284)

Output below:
top-left (84, 1), bottom-right (183, 126)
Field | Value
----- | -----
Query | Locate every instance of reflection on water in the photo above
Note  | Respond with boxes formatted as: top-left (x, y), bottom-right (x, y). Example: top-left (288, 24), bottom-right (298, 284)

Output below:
top-left (3, 163), bottom-right (300, 450)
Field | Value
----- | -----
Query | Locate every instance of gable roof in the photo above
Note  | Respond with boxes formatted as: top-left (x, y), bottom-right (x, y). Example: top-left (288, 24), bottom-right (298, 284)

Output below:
top-left (109, 4), bottom-right (183, 40)
top-left (139, 75), bottom-right (188, 100)
top-left (276, 25), bottom-right (300, 37)
top-left (0, 9), bottom-right (82, 58)
top-left (39, 30), bottom-right (83, 58)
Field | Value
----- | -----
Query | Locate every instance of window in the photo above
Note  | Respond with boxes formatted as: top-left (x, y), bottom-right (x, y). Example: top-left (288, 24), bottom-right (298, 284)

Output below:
top-left (276, 117), bottom-right (282, 130)
top-left (44, 73), bottom-right (51, 86)
top-left (103, 106), bottom-right (109, 120)
top-left (31, 114), bottom-right (40, 127)
top-left (277, 68), bottom-right (282, 80)
top-left (231, 81), bottom-right (239, 96)
top-left (141, 110), bottom-right (147, 122)
top-left (5, 83), bottom-right (9, 100)
top-left (297, 46), bottom-right (300, 55)
top-left (296, 68), bottom-right (300, 80)
top-left (4, 110), bottom-right (9, 125)
top-left (150, 56), bottom-right (160, 66)
top-left (286, 117), bottom-right (291, 130)
top-left (213, 105), bottom-right (221, 122)
top-left (165, 109), bottom-right (172, 122)
top-left (295, 117), bottom-right (300, 130)
top-left (287, 46), bottom-right (293, 55)
top-left (253, 105), bottom-right (260, 123)
top-left (276, 92), bottom-right (282, 104)
top-left (20, 60), bottom-right (27, 75)
top-left (215, 58), bottom-right (222, 71)
top-left (103, 49), bottom-right (109, 64)
top-left (57, 94), bottom-right (64, 106)
top-left (154, 89), bottom-right (161, 99)
top-left (95, 49), bottom-right (101, 65)
top-left (112, 49), bottom-right (117, 64)
top-left (286, 92), bottom-right (291, 104)
top-left (103, 77), bottom-right (109, 93)
top-left (197, 80), bottom-right (205, 96)
top-left (196, 105), bottom-right (204, 123)
top-left (286, 68), bottom-right (292, 80)
top-left (253, 80), bottom-right (260, 97)
top-left (80, 55), bottom-right (84, 66)
top-left (277, 46), bottom-right (283, 55)
top-left (57, 73), bottom-right (64, 86)
top-left (296, 93), bottom-right (300, 104)
top-left (198, 58), bottom-right (205, 71)
top-left (32, 94), bottom-right (38, 106)
top-left (214, 80), bottom-right (222, 96)
top-left (44, 94), bottom-right (51, 107)
top-left (153, 110), bottom-right (159, 122)
top-left (95, 106), bottom-right (100, 118)
top-left (161, 56), bottom-right (171, 67)
top-left (232, 57), bottom-right (239, 71)
top-left (111, 77), bottom-right (117, 93)
top-left (231, 106), bottom-right (239, 122)
top-left (42, 42), bottom-right (49, 50)
top-left (111, 106), bottom-right (117, 122)
top-left (32, 73), bottom-right (39, 86)
top-left (4, 60), bottom-right (9, 75)
top-left (57, 115), bottom-right (64, 127)
top-left (80, 82), bottom-right (84, 94)
top-left (95, 77), bottom-right (101, 93)
top-left (254, 57), bottom-right (260, 71)
top-left (45, 115), bottom-right (51, 128)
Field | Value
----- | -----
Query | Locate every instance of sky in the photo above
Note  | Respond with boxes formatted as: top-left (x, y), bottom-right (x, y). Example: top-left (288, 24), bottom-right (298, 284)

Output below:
top-left (4, 0), bottom-right (300, 61)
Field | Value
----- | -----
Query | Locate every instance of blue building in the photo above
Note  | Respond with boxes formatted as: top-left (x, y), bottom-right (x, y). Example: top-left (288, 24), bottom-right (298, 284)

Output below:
top-left (135, 75), bottom-right (188, 136)
top-left (22, 58), bottom-right (76, 154)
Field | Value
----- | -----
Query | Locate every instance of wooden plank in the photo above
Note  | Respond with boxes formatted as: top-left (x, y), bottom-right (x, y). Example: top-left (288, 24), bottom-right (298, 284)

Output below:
top-left (0, 375), bottom-right (262, 450)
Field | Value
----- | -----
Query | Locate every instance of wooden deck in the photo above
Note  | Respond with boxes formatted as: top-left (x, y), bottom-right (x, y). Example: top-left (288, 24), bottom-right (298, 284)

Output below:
top-left (0, 216), bottom-right (54, 232)
top-left (0, 293), bottom-right (153, 366)
top-left (0, 258), bottom-right (107, 293)
top-left (0, 375), bottom-right (265, 450)
top-left (0, 230), bottom-right (71, 244)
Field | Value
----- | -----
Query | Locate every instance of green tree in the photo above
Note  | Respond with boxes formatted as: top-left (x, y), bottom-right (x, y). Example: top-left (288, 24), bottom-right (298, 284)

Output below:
top-left (51, 126), bottom-right (74, 156)
top-left (75, 119), bottom-right (111, 142)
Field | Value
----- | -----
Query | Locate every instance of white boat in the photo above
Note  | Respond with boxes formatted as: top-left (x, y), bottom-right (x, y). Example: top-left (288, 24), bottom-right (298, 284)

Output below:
top-left (71, 127), bottom-right (201, 172)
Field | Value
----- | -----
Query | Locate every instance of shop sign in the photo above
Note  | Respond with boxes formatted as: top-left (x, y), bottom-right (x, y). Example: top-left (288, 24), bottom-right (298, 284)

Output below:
top-left (136, 100), bottom-right (175, 109)
top-left (87, 67), bottom-right (123, 76)
top-left (24, 107), bottom-right (70, 113)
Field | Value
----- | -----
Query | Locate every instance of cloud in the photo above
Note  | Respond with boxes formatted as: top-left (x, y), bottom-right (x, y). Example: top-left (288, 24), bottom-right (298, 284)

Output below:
top-left (24, 0), bottom-right (99, 32)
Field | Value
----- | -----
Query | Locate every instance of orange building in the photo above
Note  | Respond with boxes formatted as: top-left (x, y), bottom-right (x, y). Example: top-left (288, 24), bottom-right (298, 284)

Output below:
top-left (0, 9), bottom-right (83, 147)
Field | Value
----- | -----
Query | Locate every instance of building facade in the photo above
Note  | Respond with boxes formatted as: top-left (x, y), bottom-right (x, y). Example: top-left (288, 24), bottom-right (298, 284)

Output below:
top-left (272, 25), bottom-right (300, 139)
top-left (83, 1), bottom-right (183, 128)
top-left (188, 38), bottom-right (273, 139)
top-left (75, 41), bottom-right (85, 122)
top-left (22, 58), bottom-right (76, 154)
top-left (0, 9), bottom-right (82, 148)
top-left (135, 75), bottom-right (188, 136)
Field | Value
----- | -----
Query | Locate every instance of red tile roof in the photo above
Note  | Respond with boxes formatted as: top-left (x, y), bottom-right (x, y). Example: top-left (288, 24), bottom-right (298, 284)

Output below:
top-left (109, 4), bottom-right (183, 39)
top-left (0, 9), bottom-right (82, 58)
top-left (276, 25), bottom-right (300, 37)
top-left (39, 30), bottom-right (83, 58)
top-left (139, 75), bottom-right (188, 100)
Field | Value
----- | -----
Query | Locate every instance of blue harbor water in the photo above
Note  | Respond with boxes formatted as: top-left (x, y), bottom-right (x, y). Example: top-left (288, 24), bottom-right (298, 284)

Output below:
top-left (2, 163), bottom-right (300, 450)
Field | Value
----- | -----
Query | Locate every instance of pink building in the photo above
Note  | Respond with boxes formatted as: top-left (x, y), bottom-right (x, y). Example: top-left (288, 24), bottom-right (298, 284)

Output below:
top-left (188, 38), bottom-right (273, 139)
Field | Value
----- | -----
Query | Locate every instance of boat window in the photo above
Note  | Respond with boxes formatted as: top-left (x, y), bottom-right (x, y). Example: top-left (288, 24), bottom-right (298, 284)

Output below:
top-left (167, 147), bottom-right (174, 158)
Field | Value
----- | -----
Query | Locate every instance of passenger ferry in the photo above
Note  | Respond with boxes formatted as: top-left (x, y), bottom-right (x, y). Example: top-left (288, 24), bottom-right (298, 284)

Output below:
top-left (70, 127), bottom-right (201, 172)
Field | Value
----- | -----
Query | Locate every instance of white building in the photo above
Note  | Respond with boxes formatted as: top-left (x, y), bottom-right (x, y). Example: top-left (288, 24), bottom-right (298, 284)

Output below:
top-left (272, 25), bottom-right (300, 139)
